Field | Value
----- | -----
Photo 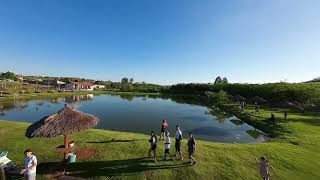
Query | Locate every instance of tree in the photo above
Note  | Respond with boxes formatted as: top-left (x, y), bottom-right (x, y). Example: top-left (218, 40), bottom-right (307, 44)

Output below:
top-left (130, 78), bottom-right (134, 84)
top-left (120, 83), bottom-right (134, 92)
top-left (0, 71), bottom-right (16, 80)
top-left (121, 77), bottom-right (129, 84)
top-left (214, 76), bottom-right (228, 84)
top-left (214, 76), bottom-right (223, 84)
top-left (222, 77), bottom-right (228, 84)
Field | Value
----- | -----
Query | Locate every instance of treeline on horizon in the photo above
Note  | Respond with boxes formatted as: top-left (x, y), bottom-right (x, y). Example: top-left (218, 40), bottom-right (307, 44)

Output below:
top-left (1, 71), bottom-right (320, 111)
top-left (164, 82), bottom-right (320, 111)
top-left (0, 71), bottom-right (163, 93)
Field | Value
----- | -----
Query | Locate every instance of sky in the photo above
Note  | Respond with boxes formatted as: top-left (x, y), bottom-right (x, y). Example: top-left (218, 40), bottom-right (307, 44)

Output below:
top-left (0, 0), bottom-right (319, 85)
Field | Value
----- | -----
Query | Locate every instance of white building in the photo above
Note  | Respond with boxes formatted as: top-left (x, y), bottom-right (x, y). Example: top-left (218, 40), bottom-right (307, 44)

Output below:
top-left (65, 82), bottom-right (95, 91)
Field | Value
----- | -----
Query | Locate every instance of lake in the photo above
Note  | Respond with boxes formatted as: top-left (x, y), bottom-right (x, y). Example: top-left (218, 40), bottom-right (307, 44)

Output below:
top-left (0, 94), bottom-right (268, 143)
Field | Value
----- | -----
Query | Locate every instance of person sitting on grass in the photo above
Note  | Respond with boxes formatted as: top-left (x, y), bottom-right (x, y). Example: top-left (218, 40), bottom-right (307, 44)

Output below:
top-left (163, 131), bottom-right (174, 161)
top-left (148, 131), bottom-right (158, 163)
top-left (268, 114), bottom-right (276, 124)
top-left (160, 120), bottom-right (168, 140)
top-left (187, 132), bottom-right (197, 166)
top-left (255, 155), bottom-right (277, 180)
top-left (175, 125), bottom-right (183, 160)
top-left (20, 149), bottom-right (37, 180)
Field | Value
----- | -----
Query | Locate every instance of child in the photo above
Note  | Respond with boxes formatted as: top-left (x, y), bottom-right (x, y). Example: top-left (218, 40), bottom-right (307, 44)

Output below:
top-left (163, 131), bottom-right (174, 161)
top-left (148, 131), bottom-right (158, 163)
top-left (160, 120), bottom-right (168, 140)
top-left (20, 149), bottom-right (37, 180)
top-left (256, 155), bottom-right (276, 180)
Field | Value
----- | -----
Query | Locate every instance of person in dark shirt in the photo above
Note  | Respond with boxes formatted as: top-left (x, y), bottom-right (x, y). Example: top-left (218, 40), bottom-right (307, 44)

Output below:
top-left (268, 114), bottom-right (276, 124)
top-left (187, 132), bottom-right (197, 165)
top-left (147, 131), bottom-right (158, 163)
top-left (284, 112), bottom-right (288, 120)
top-left (175, 125), bottom-right (183, 160)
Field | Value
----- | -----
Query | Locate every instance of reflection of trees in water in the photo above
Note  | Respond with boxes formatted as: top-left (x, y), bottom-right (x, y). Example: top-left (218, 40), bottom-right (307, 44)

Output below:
top-left (36, 102), bottom-right (44, 106)
top-left (110, 93), bottom-right (161, 102)
top-left (49, 97), bottom-right (62, 104)
top-left (64, 94), bottom-right (94, 103)
top-left (246, 130), bottom-right (269, 142)
top-left (119, 94), bottom-right (134, 101)
top-left (163, 94), bottom-right (209, 106)
top-left (207, 106), bottom-right (233, 123)
top-left (0, 102), bottom-right (16, 111)
top-left (16, 103), bottom-right (28, 111)
top-left (230, 119), bottom-right (244, 126)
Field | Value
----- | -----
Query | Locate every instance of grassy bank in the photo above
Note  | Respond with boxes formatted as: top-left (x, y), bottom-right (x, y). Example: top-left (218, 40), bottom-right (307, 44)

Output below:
top-left (1, 107), bottom-right (320, 179)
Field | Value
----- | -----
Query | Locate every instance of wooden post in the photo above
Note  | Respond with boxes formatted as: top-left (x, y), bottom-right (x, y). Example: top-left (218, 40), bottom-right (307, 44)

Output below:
top-left (64, 134), bottom-right (69, 160)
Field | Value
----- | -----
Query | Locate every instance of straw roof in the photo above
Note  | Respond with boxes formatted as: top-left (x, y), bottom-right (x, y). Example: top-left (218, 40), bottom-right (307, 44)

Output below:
top-left (26, 105), bottom-right (99, 138)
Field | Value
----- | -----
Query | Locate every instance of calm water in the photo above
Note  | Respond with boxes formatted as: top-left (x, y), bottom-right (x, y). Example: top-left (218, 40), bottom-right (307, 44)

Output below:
top-left (0, 94), bottom-right (268, 143)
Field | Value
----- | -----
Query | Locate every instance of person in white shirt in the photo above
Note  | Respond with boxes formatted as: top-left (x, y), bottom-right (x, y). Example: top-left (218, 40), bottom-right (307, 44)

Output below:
top-left (175, 125), bottom-right (183, 160)
top-left (163, 131), bottom-right (174, 161)
top-left (20, 149), bottom-right (37, 180)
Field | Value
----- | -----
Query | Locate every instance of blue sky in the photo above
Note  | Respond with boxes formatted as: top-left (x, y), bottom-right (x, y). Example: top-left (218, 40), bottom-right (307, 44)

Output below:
top-left (0, 0), bottom-right (319, 85)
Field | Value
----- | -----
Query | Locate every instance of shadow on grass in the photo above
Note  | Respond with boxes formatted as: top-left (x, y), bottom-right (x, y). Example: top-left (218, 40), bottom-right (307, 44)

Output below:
top-left (86, 139), bottom-right (144, 144)
top-left (234, 113), bottom-right (292, 138)
top-left (37, 158), bottom-right (190, 178)
top-left (266, 108), bottom-right (320, 126)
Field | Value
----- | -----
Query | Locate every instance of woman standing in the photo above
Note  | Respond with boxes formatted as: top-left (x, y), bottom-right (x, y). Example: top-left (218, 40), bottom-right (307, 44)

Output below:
top-left (160, 120), bottom-right (168, 140)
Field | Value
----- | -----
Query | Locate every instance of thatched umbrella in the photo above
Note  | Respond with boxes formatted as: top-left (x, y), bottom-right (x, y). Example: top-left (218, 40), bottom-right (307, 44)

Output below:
top-left (26, 105), bottom-right (99, 159)
top-left (251, 96), bottom-right (267, 104)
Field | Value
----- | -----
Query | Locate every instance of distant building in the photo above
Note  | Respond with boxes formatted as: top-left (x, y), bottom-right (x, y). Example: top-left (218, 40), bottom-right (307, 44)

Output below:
top-left (16, 75), bottom-right (24, 81)
top-left (65, 82), bottom-right (96, 91)
top-left (42, 80), bottom-right (66, 88)
top-left (93, 84), bottom-right (105, 89)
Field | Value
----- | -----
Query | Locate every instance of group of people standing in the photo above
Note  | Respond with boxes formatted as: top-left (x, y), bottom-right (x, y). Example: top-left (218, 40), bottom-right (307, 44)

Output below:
top-left (148, 120), bottom-right (197, 165)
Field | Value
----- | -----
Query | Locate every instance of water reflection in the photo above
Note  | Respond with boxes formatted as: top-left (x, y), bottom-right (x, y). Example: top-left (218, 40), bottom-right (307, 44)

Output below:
top-left (36, 102), bottom-right (44, 106)
top-left (0, 103), bottom-right (16, 111)
top-left (246, 130), bottom-right (270, 142)
top-left (230, 119), bottom-right (245, 126)
top-left (16, 103), bottom-right (28, 111)
top-left (65, 94), bottom-right (94, 103)
top-left (207, 106), bottom-right (233, 123)
top-left (118, 94), bottom-right (134, 101)
top-left (49, 98), bottom-right (61, 104)
top-left (0, 93), bottom-right (269, 143)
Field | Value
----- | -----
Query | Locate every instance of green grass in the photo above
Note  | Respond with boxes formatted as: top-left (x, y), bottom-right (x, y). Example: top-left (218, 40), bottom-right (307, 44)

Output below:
top-left (1, 107), bottom-right (320, 179)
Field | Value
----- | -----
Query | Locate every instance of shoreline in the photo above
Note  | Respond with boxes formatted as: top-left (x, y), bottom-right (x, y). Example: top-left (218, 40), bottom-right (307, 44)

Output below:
top-left (1, 112), bottom-right (319, 179)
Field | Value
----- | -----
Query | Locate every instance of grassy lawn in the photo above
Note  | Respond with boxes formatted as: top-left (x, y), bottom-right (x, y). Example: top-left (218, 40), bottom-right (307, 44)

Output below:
top-left (1, 106), bottom-right (319, 180)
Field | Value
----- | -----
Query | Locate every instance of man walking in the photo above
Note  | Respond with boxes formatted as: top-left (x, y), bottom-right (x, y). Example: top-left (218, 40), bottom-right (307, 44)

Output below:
top-left (163, 131), bottom-right (174, 161)
top-left (175, 125), bottom-right (183, 160)
top-left (187, 132), bottom-right (197, 165)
